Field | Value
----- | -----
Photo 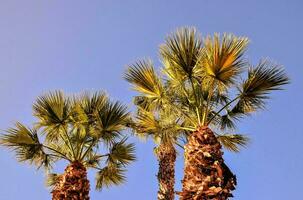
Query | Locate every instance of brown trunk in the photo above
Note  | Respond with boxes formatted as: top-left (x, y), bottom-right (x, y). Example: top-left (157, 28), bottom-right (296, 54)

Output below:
top-left (179, 126), bottom-right (236, 200)
top-left (156, 143), bottom-right (176, 200)
top-left (52, 161), bottom-right (90, 200)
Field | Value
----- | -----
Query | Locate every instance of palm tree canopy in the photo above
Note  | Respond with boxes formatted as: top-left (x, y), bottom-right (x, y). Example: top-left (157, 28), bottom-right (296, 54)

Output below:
top-left (128, 27), bottom-right (289, 152)
top-left (125, 59), bottom-right (183, 146)
top-left (0, 91), bottom-right (136, 190)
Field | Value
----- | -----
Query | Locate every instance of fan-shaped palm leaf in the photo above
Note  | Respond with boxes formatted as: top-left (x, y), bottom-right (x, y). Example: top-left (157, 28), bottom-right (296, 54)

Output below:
top-left (216, 133), bottom-right (250, 152)
top-left (124, 59), bottom-right (164, 99)
top-left (33, 91), bottom-right (71, 142)
top-left (236, 60), bottom-right (289, 112)
top-left (0, 122), bottom-right (52, 168)
top-left (196, 33), bottom-right (249, 92)
top-left (95, 163), bottom-right (126, 190)
top-left (160, 27), bottom-right (202, 78)
top-left (107, 137), bottom-right (136, 166)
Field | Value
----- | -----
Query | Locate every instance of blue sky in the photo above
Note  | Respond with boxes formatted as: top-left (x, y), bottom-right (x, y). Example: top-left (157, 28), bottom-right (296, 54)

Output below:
top-left (0, 0), bottom-right (302, 199)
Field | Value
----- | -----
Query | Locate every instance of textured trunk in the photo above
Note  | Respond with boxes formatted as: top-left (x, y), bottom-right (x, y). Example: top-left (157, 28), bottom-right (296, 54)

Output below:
top-left (52, 161), bottom-right (90, 200)
top-left (179, 126), bottom-right (236, 200)
top-left (156, 143), bottom-right (176, 200)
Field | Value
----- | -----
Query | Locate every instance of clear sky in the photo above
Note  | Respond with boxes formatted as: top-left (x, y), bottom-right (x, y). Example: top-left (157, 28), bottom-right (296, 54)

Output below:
top-left (0, 0), bottom-right (302, 199)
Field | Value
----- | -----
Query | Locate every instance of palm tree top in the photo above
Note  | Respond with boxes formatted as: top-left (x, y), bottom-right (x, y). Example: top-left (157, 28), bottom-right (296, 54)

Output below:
top-left (0, 90), bottom-right (136, 190)
top-left (125, 27), bottom-right (289, 152)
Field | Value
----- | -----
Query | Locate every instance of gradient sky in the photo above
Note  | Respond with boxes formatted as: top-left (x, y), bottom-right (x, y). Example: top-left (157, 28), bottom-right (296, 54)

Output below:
top-left (0, 0), bottom-right (302, 199)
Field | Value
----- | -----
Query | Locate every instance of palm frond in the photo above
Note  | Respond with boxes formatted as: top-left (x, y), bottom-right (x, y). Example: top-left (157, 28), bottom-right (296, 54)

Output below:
top-left (95, 163), bottom-right (126, 190)
top-left (0, 122), bottom-right (51, 168)
top-left (83, 152), bottom-right (104, 168)
top-left (94, 101), bottom-right (129, 144)
top-left (216, 133), bottom-right (250, 152)
top-left (107, 138), bottom-right (136, 166)
top-left (33, 91), bottom-right (70, 141)
top-left (124, 59), bottom-right (164, 98)
top-left (74, 91), bottom-right (108, 121)
top-left (196, 33), bottom-right (249, 91)
top-left (47, 141), bottom-right (72, 160)
top-left (135, 108), bottom-right (159, 136)
top-left (45, 173), bottom-right (61, 188)
top-left (133, 96), bottom-right (157, 112)
top-left (160, 27), bottom-right (202, 78)
top-left (70, 91), bottom-right (109, 140)
top-left (236, 60), bottom-right (289, 111)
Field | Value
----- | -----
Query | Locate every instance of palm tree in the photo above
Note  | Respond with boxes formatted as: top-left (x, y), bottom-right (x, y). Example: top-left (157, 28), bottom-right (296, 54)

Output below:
top-left (0, 91), bottom-right (136, 200)
top-left (124, 60), bottom-right (183, 200)
top-left (159, 27), bottom-right (289, 199)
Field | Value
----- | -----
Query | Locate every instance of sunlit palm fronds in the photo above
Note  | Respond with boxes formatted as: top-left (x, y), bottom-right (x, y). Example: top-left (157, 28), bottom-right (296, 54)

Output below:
top-left (1, 90), bottom-right (136, 192)
top-left (216, 133), bottom-right (250, 152)
top-left (45, 173), bottom-right (61, 188)
top-left (235, 60), bottom-right (290, 112)
top-left (33, 91), bottom-right (70, 127)
top-left (0, 122), bottom-right (52, 168)
top-left (124, 59), bottom-right (164, 99)
top-left (107, 138), bottom-right (136, 166)
top-left (71, 92), bottom-right (108, 125)
top-left (198, 34), bottom-right (248, 88)
top-left (95, 163), bottom-right (126, 189)
top-left (33, 91), bottom-right (71, 142)
top-left (160, 27), bottom-right (202, 78)
top-left (94, 101), bottom-right (129, 145)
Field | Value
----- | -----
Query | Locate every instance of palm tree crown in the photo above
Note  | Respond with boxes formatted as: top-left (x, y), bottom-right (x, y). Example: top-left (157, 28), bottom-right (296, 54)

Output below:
top-left (160, 27), bottom-right (289, 146)
top-left (0, 91), bottom-right (136, 190)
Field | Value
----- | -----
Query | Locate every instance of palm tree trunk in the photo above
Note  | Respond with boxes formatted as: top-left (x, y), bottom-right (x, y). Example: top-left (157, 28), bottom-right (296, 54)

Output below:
top-left (179, 126), bottom-right (236, 200)
top-left (52, 161), bottom-right (90, 200)
top-left (156, 143), bottom-right (176, 200)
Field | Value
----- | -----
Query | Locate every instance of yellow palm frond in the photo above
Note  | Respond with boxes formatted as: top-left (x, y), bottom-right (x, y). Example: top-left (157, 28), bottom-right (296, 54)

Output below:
top-left (124, 59), bottom-right (164, 98)
top-left (197, 33), bottom-right (249, 91)
top-left (160, 27), bottom-right (202, 79)
top-left (216, 133), bottom-right (250, 152)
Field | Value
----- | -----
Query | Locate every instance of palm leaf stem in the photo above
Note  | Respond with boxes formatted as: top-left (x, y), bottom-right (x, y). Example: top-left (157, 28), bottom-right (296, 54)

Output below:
top-left (177, 126), bottom-right (196, 132)
top-left (62, 126), bottom-right (76, 160)
top-left (202, 81), bottom-right (215, 125)
top-left (207, 96), bottom-right (240, 125)
top-left (42, 145), bottom-right (72, 162)
top-left (189, 77), bottom-right (198, 107)
top-left (80, 139), bottom-right (97, 161)
top-left (76, 127), bottom-right (90, 160)
top-left (48, 153), bottom-right (68, 160)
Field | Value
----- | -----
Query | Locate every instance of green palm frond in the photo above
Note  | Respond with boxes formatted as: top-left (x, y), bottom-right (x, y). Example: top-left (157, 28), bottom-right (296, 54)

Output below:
top-left (107, 138), bottom-right (136, 166)
top-left (45, 173), bottom-right (61, 188)
top-left (236, 60), bottom-right (289, 112)
top-left (218, 114), bottom-right (238, 130)
top-left (196, 33), bottom-right (249, 91)
top-left (135, 108), bottom-right (159, 136)
top-left (133, 96), bottom-right (157, 112)
top-left (75, 91), bottom-right (108, 121)
top-left (95, 163), bottom-right (126, 190)
top-left (160, 27), bottom-right (202, 78)
top-left (124, 59), bottom-right (164, 98)
top-left (134, 107), bottom-right (182, 145)
top-left (0, 122), bottom-right (51, 168)
top-left (33, 91), bottom-right (71, 141)
top-left (70, 92), bottom-right (109, 140)
top-left (216, 133), bottom-right (250, 152)
top-left (83, 152), bottom-right (104, 168)
top-left (94, 101), bottom-right (129, 144)
top-left (47, 142), bottom-right (72, 160)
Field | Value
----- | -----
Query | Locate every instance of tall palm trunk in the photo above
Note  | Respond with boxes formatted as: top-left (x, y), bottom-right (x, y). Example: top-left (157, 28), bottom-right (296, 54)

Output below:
top-left (52, 161), bottom-right (90, 200)
top-left (156, 143), bottom-right (176, 200)
top-left (179, 126), bottom-right (236, 200)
